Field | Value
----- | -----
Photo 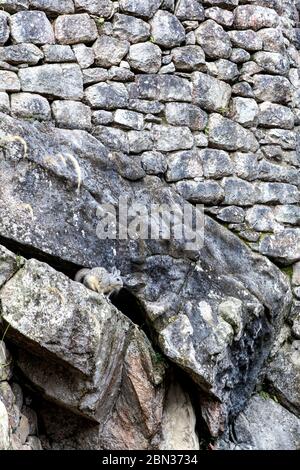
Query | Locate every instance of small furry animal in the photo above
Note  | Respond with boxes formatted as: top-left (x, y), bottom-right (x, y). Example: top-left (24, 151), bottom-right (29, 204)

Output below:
top-left (75, 266), bottom-right (123, 297)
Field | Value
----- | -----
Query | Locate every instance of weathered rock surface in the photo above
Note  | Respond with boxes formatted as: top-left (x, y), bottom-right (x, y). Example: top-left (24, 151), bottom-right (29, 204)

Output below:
top-left (0, 113), bottom-right (292, 436)
top-left (10, 11), bottom-right (55, 45)
top-left (217, 395), bottom-right (300, 450)
top-left (150, 10), bottom-right (185, 48)
top-left (54, 14), bottom-right (98, 45)
top-left (18, 64), bottom-right (83, 100)
top-left (207, 113), bottom-right (259, 152)
top-left (0, 259), bottom-right (165, 431)
top-left (259, 229), bottom-right (300, 265)
top-left (0, 0), bottom-right (299, 452)
top-left (192, 72), bottom-right (231, 112)
top-left (0, 400), bottom-right (10, 450)
top-left (267, 340), bottom-right (300, 417)
top-left (159, 380), bottom-right (199, 450)
top-left (195, 20), bottom-right (232, 59)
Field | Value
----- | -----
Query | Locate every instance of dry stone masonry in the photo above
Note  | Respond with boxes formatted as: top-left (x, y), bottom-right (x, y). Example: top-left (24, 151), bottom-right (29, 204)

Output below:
top-left (0, 0), bottom-right (299, 451)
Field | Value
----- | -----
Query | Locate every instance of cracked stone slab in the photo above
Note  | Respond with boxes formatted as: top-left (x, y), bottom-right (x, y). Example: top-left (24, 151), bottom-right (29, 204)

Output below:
top-left (0, 113), bottom-right (292, 432)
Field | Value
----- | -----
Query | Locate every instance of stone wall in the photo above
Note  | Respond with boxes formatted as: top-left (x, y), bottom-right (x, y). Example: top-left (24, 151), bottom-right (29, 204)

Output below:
top-left (0, 0), bottom-right (299, 451)
top-left (0, 1), bottom-right (298, 262)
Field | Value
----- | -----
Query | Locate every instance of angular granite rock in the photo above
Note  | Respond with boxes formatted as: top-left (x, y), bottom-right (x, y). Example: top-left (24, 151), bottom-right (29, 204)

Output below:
top-left (30, 0), bottom-right (75, 15)
top-left (128, 42), bottom-right (161, 73)
top-left (0, 71), bottom-right (20, 92)
top-left (165, 102), bottom-right (207, 131)
top-left (0, 44), bottom-right (44, 65)
top-left (267, 340), bottom-right (300, 418)
top-left (11, 92), bottom-right (51, 120)
top-left (175, 0), bottom-right (204, 20)
top-left (85, 82), bottom-right (129, 109)
top-left (258, 102), bottom-right (294, 130)
top-left (0, 12), bottom-right (10, 46)
top-left (150, 10), bottom-right (185, 48)
top-left (217, 395), bottom-right (300, 450)
top-left (0, 259), bottom-right (166, 449)
top-left (74, 0), bottom-right (114, 17)
top-left (259, 229), bottom-right (300, 265)
top-left (195, 20), bottom-right (232, 59)
top-left (93, 35), bottom-right (129, 68)
top-left (253, 52), bottom-right (290, 75)
top-left (54, 14), bottom-right (98, 45)
top-left (19, 64), bottom-right (83, 100)
top-left (113, 13), bottom-right (150, 44)
top-left (253, 75), bottom-right (292, 104)
top-left (0, 113), bottom-right (291, 433)
top-left (234, 5), bottom-right (279, 31)
top-left (172, 45), bottom-right (205, 72)
top-left (166, 150), bottom-right (202, 182)
top-left (52, 100), bottom-right (92, 130)
top-left (207, 114), bottom-right (259, 152)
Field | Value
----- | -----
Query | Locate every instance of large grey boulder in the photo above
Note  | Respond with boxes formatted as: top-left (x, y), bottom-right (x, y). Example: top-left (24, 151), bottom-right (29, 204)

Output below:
top-left (30, 0), bottom-right (75, 15)
top-left (0, 113), bottom-right (291, 433)
top-left (218, 395), bottom-right (300, 450)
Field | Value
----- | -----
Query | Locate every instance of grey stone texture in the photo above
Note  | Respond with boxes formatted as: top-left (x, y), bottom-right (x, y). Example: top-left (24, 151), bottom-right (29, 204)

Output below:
top-left (0, 0), bottom-right (299, 452)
